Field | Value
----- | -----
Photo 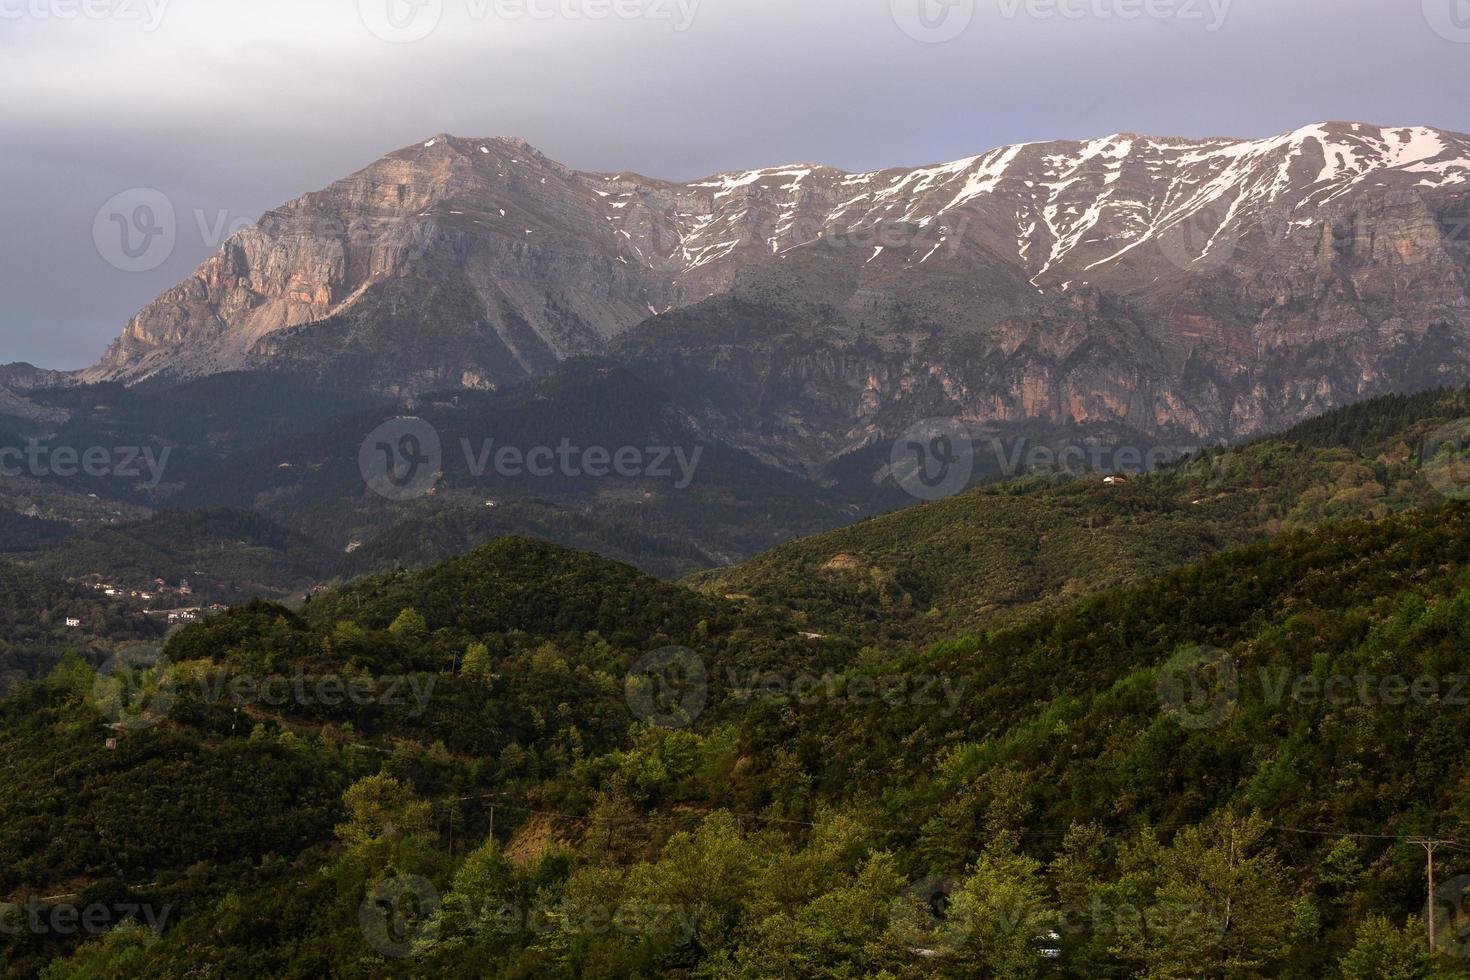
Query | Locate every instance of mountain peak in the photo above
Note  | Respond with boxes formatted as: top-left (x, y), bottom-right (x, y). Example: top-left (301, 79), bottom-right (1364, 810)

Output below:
top-left (394, 134), bottom-right (551, 164)
top-left (86, 121), bottom-right (1470, 439)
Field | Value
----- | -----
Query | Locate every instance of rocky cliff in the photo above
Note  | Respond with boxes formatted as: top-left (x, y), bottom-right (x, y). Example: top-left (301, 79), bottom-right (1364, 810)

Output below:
top-left (85, 123), bottom-right (1470, 442)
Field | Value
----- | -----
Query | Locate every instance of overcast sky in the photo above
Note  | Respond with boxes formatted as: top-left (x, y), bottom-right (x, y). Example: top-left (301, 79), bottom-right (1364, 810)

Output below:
top-left (3, 0), bottom-right (1469, 369)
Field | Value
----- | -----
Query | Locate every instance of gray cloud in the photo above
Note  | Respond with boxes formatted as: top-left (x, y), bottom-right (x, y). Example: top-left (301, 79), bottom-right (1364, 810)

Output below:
top-left (2, 0), bottom-right (1467, 368)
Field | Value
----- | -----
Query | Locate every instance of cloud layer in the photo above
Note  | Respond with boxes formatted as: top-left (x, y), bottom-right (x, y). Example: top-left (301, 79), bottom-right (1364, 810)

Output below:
top-left (3, 0), bottom-right (1468, 368)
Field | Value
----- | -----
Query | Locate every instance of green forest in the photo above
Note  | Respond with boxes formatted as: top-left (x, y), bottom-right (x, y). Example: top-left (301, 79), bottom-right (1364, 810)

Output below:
top-left (5, 389), bottom-right (1470, 977)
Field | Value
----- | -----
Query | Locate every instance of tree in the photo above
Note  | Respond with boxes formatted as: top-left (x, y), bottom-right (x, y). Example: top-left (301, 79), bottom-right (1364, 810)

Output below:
top-left (388, 608), bottom-right (428, 642)
top-left (1111, 811), bottom-right (1315, 979)
top-left (947, 836), bottom-right (1059, 979)
top-left (462, 642), bottom-right (493, 684)
top-left (1320, 838), bottom-right (1367, 904)
top-left (418, 838), bottom-right (513, 952)
top-left (626, 812), bottom-right (766, 957)
top-left (334, 773), bottom-right (436, 874)
top-left (1049, 823), bottom-right (1118, 973)
top-left (736, 851), bottom-right (905, 979)
top-left (38, 921), bottom-right (153, 979)
top-left (1339, 915), bottom-right (1428, 980)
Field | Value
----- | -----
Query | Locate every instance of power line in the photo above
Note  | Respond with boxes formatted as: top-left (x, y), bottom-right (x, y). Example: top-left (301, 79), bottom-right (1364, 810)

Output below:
top-left (426, 787), bottom-right (1461, 851)
top-left (1268, 824), bottom-right (1432, 842)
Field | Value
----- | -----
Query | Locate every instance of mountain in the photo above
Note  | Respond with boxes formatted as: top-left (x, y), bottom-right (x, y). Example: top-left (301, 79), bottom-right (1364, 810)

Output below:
top-left (9, 123), bottom-right (1470, 595)
top-left (79, 122), bottom-right (1470, 446)
top-left (690, 384), bottom-right (1469, 644)
top-left (0, 363), bottom-right (67, 425)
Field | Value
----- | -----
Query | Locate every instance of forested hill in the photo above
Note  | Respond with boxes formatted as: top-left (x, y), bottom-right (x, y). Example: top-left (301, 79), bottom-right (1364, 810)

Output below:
top-left (0, 561), bottom-right (162, 696)
top-left (21, 509), bottom-right (331, 601)
top-left (688, 385), bottom-right (1470, 645)
top-left (7, 501), bottom-right (1470, 975)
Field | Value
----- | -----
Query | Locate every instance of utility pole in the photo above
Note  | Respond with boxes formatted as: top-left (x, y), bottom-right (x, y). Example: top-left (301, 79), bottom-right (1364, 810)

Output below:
top-left (1412, 838), bottom-right (1446, 954)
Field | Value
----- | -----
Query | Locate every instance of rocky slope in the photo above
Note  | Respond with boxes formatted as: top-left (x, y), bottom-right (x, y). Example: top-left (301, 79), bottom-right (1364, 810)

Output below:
top-left (83, 123), bottom-right (1470, 441)
top-left (0, 363), bottom-right (68, 425)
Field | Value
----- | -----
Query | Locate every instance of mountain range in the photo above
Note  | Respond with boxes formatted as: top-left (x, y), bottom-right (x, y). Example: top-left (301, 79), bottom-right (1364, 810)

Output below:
top-left (63, 121), bottom-right (1470, 448)
top-left (6, 122), bottom-right (1470, 588)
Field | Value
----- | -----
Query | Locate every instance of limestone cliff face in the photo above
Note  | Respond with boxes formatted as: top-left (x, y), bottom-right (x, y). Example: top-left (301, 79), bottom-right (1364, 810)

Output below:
top-left (0, 363), bottom-right (68, 424)
top-left (85, 123), bottom-right (1470, 443)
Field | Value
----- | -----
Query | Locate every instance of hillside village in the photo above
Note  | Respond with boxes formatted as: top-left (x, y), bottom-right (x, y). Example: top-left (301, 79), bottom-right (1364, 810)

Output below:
top-left (71, 574), bottom-right (228, 627)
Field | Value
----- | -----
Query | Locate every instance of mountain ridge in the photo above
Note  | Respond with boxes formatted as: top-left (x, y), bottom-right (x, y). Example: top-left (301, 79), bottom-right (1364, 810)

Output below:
top-left (28, 120), bottom-right (1469, 451)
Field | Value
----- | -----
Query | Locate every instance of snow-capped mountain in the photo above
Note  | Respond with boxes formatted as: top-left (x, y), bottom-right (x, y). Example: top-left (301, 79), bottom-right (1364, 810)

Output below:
top-left (85, 122), bottom-right (1470, 440)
